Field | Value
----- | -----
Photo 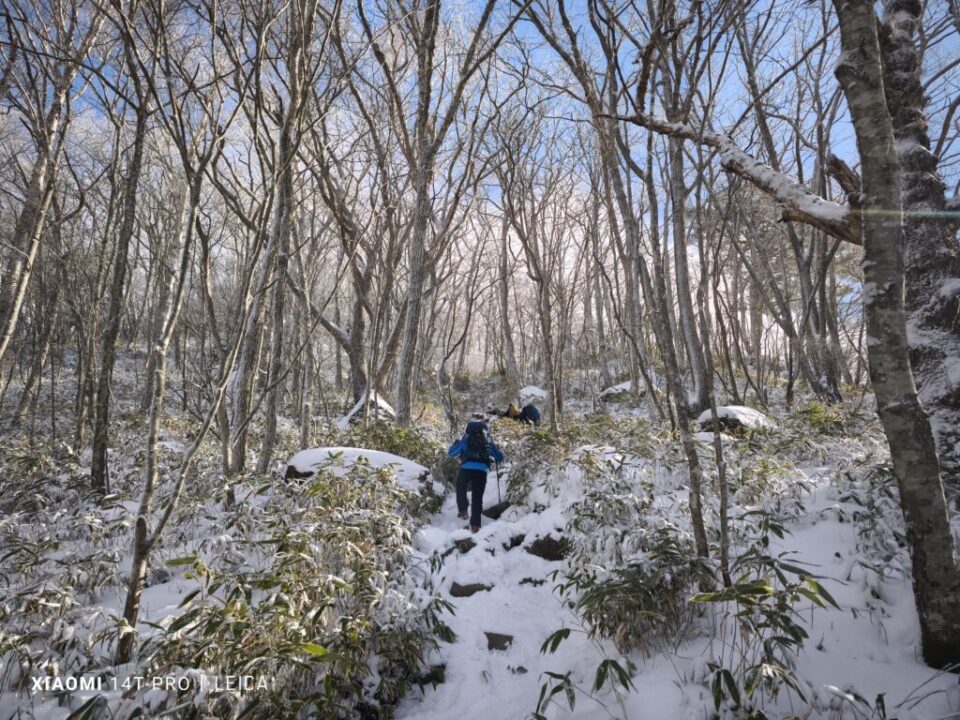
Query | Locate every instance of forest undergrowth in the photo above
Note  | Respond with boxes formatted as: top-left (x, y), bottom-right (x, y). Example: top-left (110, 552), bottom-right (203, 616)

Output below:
top-left (1, 372), bottom-right (957, 720)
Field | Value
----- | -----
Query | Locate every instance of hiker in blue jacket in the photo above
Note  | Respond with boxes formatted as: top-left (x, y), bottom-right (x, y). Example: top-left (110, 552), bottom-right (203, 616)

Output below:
top-left (448, 421), bottom-right (505, 533)
top-left (517, 403), bottom-right (541, 425)
top-left (503, 403), bottom-right (541, 426)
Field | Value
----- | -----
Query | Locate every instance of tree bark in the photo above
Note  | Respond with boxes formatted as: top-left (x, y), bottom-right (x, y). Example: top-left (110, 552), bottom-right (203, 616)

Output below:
top-left (117, 185), bottom-right (200, 664)
top-left (13, 293), bottom-right (60, 425)
top-left (879, 0), bottom-right (960, 479)
top-left (498, 214), bottom-right (522, 401)
top-left (669, 138), bottom-right (709, 413)
top-left (91, 87), bottom-right (149, 495)
top-left (834, 0), bottom-right (960, 668)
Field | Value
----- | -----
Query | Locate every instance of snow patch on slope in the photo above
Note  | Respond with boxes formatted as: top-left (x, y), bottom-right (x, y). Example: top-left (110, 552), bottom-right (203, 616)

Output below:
top-left (696, 405), bottom-right (776, 430)
top-left (286, 447), bottom-right (433, 494)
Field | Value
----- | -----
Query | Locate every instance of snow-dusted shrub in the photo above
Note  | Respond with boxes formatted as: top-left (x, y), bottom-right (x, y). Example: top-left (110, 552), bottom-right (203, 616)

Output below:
top-left (329, 421), bottom-right (449, 513)
top-left (504, 415), bottom-right (659, 507)
top-left (560, 527), bottom-right (712, 656)
top-left (501, 427), bottom-right (570, 504)
top-left (0, 441), bottom-right (128, 695)
top-left (795, 400), bottom-right (845, 435)
top-left (693, 524), bottom-right (839, 719)
top-left (726, 444), bottom-right (798, 507)
top-left (835, 463), bottom-right (911, 581)
top-left (0, 430), bottom-right (449, 719)
top-left (775, 397), bottom-right (886, 466)
top-left (131, 460), bottom-right (450, 719)
top-left (556, 449), bottom-right (711, 655)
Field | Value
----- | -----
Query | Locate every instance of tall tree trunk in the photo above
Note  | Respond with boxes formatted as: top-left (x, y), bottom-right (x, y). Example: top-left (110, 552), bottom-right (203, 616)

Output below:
top-left (229, 222), bottom-right (276, 474)
top-left (13, 295), bottom-right (60, 425)
top-left (395, 156), bottom-right (431, 425)
top-left (117, 184), bottom-right (199, 664)
top-left (499, 215), bottom-right (521, 401)
top-left (334, 300), bottom-right (344, 393)
top-left (0, 149), bottom-right (61, 367)
top-left (258, 188), bottom-right (292, 473)
top-left (834, 0), bottom-right (960, 668)
top-left (645, 137), bottom-right (710, 563)
top-left (91, 93), bottom-right (149, 495)
top-left (669, 138), bottom-right (709, 413)
top-left (74, 328), bottom-right (96, 448)
top-left (0, 51), bottom-right (80, 366)
top-left (347, 293), bottom-right (368, 404)
top-left (879, 0), bottom-right (960, 479)
top-left (538, 280), bottom-right (561, 431)
top-left (735, 20), bottom-right (842, 404)
top-left (299, 321), bottom-right (314, 449)
top-left (394, 0), bottom-right (440, 425)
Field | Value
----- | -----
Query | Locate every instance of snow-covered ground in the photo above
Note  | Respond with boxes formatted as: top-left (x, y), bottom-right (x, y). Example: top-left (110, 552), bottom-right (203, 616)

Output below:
top-left (598, 374), bottom-right (665, 400)
top-left (520, 386), bottom-right (549, 403)
top-left (2, 396), bottom-right (959, 720)
top-left (396, 456), bottom-right (960, 720)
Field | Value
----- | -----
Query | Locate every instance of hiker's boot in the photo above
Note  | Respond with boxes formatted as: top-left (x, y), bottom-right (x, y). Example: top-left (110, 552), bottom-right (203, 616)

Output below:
top-left (470, 526), bottom-right (480, 534)
top-left (457, 511), bottom-right (468, 520)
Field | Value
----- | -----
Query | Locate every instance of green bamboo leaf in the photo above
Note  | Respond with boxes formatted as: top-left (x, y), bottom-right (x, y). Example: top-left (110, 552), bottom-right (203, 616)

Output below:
top-left (722, 669), bottom-right (741, 707)
top-left (301, 642), bottom-right (329, 658)
top-left (165, 556), bottom-right (197, 567)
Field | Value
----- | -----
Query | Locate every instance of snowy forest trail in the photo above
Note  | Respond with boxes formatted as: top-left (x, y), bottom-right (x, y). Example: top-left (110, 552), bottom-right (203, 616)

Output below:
top-left (398, 480), bottom-right (576, 720)
top-left (396, 461), bottom-right (960, 720)
top-left (397, 462), bottom-right (691, 720)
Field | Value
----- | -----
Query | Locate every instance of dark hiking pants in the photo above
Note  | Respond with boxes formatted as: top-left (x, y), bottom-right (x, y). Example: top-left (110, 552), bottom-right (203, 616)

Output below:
top-left (456, 468), bottom-right (487, 528)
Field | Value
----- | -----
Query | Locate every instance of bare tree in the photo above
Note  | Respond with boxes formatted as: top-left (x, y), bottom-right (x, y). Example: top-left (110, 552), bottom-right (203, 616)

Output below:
top-left (0, 0), bottom-right (104, 366)
top-left (833, 0), bottom-right (960, 670)
top-left (356, 0), bottom-right (524, 424)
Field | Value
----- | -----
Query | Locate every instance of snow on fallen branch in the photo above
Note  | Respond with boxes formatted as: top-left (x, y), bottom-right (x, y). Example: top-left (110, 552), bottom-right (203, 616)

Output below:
top-left (613, 113), bottom-right (861, 246)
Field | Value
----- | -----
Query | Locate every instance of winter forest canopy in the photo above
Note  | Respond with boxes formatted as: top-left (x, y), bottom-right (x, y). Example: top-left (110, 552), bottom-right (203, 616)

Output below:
top-left (1, 0), bottom-right (959, 718)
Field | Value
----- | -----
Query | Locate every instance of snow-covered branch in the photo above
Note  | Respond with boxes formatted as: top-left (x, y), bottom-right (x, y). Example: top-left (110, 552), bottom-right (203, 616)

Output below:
top-left (617, 113), bottom-right (861, 245)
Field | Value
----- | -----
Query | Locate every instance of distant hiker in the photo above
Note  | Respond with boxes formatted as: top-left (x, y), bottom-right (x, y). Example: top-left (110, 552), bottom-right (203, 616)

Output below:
top-left (501, 402), bottom-right (541, 426)
top-left (448, 421), bottom-right (505, 533)
top-left (517, 403), bottom-right (541, 425)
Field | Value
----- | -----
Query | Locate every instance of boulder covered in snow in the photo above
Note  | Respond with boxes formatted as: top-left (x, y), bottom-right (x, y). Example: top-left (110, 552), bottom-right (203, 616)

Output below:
top-left (598, 380), bottom-right (633, 402)
top-left (335, 392), bottom-right (395, 429)
top-left (518, 385), bottom-right (548, 404)
top-left (696, 405), bottom-right (775, 433)
top-left (284, 447), bottom-right (434, 494)
top-left (525, 534), bottom-right (568, 561)
top-left (599, 373), bottom-right (664, 402)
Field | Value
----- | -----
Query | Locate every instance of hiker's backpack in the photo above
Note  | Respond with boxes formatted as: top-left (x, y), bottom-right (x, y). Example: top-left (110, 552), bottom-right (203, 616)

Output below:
top-left (519, 404), bottom-right (541, 425)
top-left (463, 421), bottom-right (491, 464)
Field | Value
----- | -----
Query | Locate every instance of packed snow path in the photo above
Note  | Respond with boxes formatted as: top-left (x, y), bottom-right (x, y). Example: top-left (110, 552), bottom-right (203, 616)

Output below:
top-left (397, 491), bottom-right (575, 720)
top-left (395, 470), bottom-right (690, 720)
top-left (396, 465), bottom-right (960, 720)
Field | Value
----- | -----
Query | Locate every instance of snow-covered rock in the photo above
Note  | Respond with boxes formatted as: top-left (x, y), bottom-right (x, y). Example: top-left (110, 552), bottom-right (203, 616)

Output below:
top-left (518, 385), bottom-right (548, 403)
top-left (599, 374), bottom-right (664, 401)
top-left (335, 392), bottom-right (396, 429)
top-left (284, 447), bottom-right (433, 494)
top-left (696, 405), bottom-right (776, 432)
top-left (599, 380), bottom-right (633, 401)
